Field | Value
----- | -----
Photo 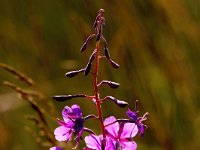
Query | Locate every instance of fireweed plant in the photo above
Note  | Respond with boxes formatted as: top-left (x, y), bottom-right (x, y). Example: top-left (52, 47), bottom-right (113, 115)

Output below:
top-left (51, 9), bottom-right (148, 150)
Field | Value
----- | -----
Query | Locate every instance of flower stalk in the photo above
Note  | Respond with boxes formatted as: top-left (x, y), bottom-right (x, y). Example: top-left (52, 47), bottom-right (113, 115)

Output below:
top-left (94, 41), bottom-right (106, 140)
top-left (51, 9), bottom-right (148, 150)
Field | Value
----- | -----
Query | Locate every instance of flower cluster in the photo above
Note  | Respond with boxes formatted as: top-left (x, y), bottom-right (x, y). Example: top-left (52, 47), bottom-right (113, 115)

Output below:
top-left (51, 9), bottom-right (148, 150)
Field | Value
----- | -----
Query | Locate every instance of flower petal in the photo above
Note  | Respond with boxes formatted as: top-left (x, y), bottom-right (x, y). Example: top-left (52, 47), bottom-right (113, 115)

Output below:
top-left (104, 116), bottom-right (119, 138)
top-left (54, 126), bottom-right (72, 141)
top-left (71, 104), bottom-right (82, 118)
top-left (105, 138), bottom-right (116, 150)
top-left (120, 123), bottom-right (138, 139)
top-left (62, 105), bottom-right (82, 119)
top-left (126, 109), bottom-right (138, 122)
top-left (122, 141), bottom-right (137, 150)
top-left (62, 106), bottom-right (72, 119)
top-left (50, 146), bottom-right (62, 150)
top-left (57, 118), bottom-right (74, 128)
top-left (85, 134), bottom-right (101, 150)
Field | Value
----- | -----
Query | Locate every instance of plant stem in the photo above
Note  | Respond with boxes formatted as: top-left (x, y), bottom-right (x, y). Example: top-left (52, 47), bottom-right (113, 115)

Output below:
top-left (94, 41), bottom-right (106, 140)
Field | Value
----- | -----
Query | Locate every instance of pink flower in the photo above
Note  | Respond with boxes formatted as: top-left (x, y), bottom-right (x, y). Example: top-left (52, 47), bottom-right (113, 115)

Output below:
top-left (54, 105), bottom-right (84, 148)
top-left (84, 134), bottom-right (115, 150)
top-left (104, 116), bottom-right (138, 150)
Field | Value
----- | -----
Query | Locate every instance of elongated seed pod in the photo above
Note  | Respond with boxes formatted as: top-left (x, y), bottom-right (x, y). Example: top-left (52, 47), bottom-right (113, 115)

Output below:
top-left (98, 80), bottom-right (120, 89)
top-left (106, 96), bottom-right (128, 108)
top-left (52, 94), bottom-right (86, 101)
top-left (84, 50), bottom-right (96, 76)
top-left (84, 63), bottom-right (91, 76)
top-left (65, 69), bottom-right (85, 78)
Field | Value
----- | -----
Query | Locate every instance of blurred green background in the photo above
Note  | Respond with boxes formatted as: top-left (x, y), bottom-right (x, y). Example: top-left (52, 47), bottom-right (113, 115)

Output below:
top-left (0, 0), bottom-right (200, 149)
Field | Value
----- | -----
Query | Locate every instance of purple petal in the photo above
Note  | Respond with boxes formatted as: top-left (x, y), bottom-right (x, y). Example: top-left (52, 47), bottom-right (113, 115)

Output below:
top-left (71, 104), bottom-right (82, 118)
top-left (105, 138), bottom-right (116, 150)
top-left (138, 124), bottom-right (145, 136)
top-left (62, 105), bottom-right (82, 119)
top-left (122, 141), bottom-right (137, 150)
top-left (85, 134), bottom-right (101, 150)
top-left (62, 106), bottom-right (72, 118)
top-left (54, 126), bottom-right (72, 141)
top-left (57, 118), bottom-right (74, 128)
top-left (104, 116), bottom-right (119, 138)
top-left (50, 146), bottom-right (62, 150)
top-left (120, 123), bottom-right (138, 139)
top-left (126, 109), bottom-right (138, 122)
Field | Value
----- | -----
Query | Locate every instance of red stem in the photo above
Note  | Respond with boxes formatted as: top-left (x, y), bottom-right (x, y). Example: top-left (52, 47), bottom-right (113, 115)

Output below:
top-left (94, 41), bottom-right (106, 139)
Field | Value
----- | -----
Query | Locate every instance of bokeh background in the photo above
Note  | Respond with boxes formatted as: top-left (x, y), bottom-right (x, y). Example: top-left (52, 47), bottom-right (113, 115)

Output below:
top-left (0, 0), bottom-right (200, 150)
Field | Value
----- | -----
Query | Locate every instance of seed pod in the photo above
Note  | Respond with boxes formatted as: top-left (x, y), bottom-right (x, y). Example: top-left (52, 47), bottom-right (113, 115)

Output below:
top-left (84, 50), bottom-right (96, 76)
top-left (65, 69), bottom-right (85, 78)
top-left (98, 80), bottom-right (120, 89)
top-left (80, 34), bottom-right (95, 52)
top-left (52, 94), bottom-right (86, 101)
top-left (110, 59), bottom-right (120, 68)
top-left (107, 81), bottom-right (119, 89)
top-left (115, 99), bottom-right (128, 108)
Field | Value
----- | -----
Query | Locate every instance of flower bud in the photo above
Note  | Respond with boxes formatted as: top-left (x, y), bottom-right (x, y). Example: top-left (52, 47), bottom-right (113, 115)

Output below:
top-left (65, 69), bottom-right (85, 78)
top-left (52, 94), bottom-right (86, 101)
top-left (106, 96), bottom-right (128, 108)
top-left (84, 63), bottom-right (91, 76)
top-left (98, 80), bottom-right (119, 89)
top-left (115, 99), bottom-right (128, 108)
top-left (84, 50), bottom-right (96, 76)
top-left (110, 59), bottom-right (120, 68)
top-left (80, 34), bottom-right (95, 52)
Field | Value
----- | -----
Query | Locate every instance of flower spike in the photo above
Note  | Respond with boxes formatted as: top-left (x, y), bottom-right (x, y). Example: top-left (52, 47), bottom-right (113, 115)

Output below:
top-left (51, 9), bottom-right (148, 149)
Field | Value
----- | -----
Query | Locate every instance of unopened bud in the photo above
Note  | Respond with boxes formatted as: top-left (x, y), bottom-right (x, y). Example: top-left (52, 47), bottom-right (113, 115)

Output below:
top-left (98, 80), bottom-right (119, 89)
top-left (110, 59), bottom-right (120, 68)
top-left (84, 50), bottom-right (96, 76)
top-left (106, 96), bottom-right (128, 108)
top-left (65, 69), bottom-right (85, 78)
top-left (52, 94), bottom-right (86, 101)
